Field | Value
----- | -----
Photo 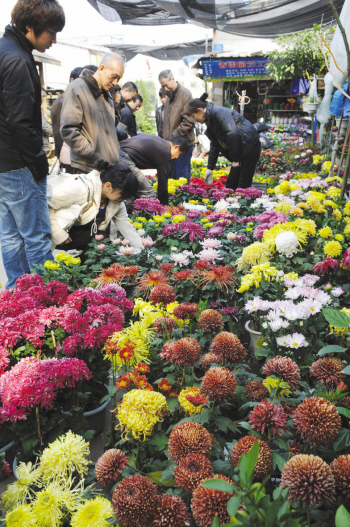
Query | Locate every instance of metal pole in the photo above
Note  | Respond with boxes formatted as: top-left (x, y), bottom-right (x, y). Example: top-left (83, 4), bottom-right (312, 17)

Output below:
top-left (340, 133), bottom-right (350, 200)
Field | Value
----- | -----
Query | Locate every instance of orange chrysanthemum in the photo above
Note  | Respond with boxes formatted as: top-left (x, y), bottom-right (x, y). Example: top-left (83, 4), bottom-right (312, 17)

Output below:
top-left (309, 357), bottom-right (346, 390)
top-left (200, 352), bottom-right (220, 372)
top-left (244, 381), bottom-right (270, 402)
top-left (330, 455), bottom-right (350, 500)
top-left (171, 338), bottom-right (201, 366)
top-left (173, 303), bottom-right (199, 320)
top-left (191, 475), bottom-right (235, 527)
top-left (262, 356), bottom-right (300, 391)
top-left (174, 453), bottom-right (213, 493)
top-left (210, 332), bottom-right (247, 364)
top-left (152, 494), bottom-right (190, 527)
top-left (292, 397), bottom-right (341, 448)
top-left (135, 270), bottom-right (169, 297)
top-left (201, 367), bottom-right (236, 401)
top-left (112, 475), bottom-right (158, 526)
top-left (150, 285), bottom-right (176, 306)
top-left (230, 436), bottom-right (272, 482)
top-left (198, 309), bottom-right (223, 332)
top-left (168, 421), bottom-right (212, 462)
top-left (153, 316), bottom-right (177, 334)
top-left (95, 449), bottom-right (128, 486)
top-left (198, 265), bottom-right (236, 292)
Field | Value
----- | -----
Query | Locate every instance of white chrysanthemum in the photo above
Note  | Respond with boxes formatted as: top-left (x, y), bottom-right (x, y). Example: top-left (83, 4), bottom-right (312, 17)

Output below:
top-left (275, 231), bottom-right (299, 258)
top-left (182, 203), bottom-right (207, 212)
top-left (199, 238), bottom-right (222, 249)
top-left (170, 253), bottom-right (190, 267)
top-left (213, 199), bottom-right (232, 211)
top-left (197, 248), bottom-right (223, 264)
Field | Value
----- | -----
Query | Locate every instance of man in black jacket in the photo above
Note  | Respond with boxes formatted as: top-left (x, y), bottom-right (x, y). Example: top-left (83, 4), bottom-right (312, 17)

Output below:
top-left (120, 95), bottom-right (143, 137)
top-left (156, 88), bottom-right (167, 137)
top-left (0, 0), bottom-right (65, 288)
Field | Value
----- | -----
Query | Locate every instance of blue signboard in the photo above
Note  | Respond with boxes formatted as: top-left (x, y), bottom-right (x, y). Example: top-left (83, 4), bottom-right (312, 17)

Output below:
top-left (202, 58), bottom-right (269, 81)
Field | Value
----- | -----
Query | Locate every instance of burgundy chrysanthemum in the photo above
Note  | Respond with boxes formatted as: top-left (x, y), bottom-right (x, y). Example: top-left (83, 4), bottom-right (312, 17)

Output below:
top-left (159, 341), bottom-right (177, 361)
top-left (171, 338), bottom-right (201, 366)
top-left (281, 454), bottom-right (336, 506)
top-left (200, 352), bottom-right (220, 372)
top-left (262, 356), bottom-right (301, 391)
top-left (210, 332), bottom-right (247, 364)
top-left (172, 303), bottom-right (199, 320)
top-left (289, 438), bottom-right (303, 457)
top-left (191, 475), bottom-right (235, 527)
top-left (95, 449), bottom-right (129, 486)
top-left (174, 453), bottom-right (213, 493)
top-left (198, 309), bottom-right (223, 332)
top-left (230, 436), bottom-right (272, 482)
top-left (150, 285), bottom-right (176, 306)
top-left (244, 381), bottom-right (270, 402)
top-left (152, 494), bottom-right (190, 527)
top-left (200, 367), bottom-right (236, 402)
top-left (153, 316), bottom-right (177, 335)
top-left (330, 455), bottom-right (350, 500)
top-left (292, 397), bottom-right (341, 448)
top-left (112, 475), bottom-right (158, 526)
top-left (249, 400), bottom-right (288, 438)
top-left (168, 421), bottom-right (212, 462)
top-left (309, 357), bottom-right (345, 390)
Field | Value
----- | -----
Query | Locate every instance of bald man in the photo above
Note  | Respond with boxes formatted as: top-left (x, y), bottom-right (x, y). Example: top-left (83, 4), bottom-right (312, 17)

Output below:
top-left (61, 52), bottom-right (125, 173)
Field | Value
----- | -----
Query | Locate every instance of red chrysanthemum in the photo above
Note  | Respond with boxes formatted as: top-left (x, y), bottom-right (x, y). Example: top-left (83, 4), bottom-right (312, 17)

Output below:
top-left (191, 475), bottom-right (235, 527)
top-left (161, 263), bottom-right (173, 275)
top-left (118, 347), bottom-right (134, 361)
top-left (249, 399), bottom-right (288, 438)
top-left (152, 494), bottom-right (190, 527)
top-left (281, 454), bottom-right (336, 506)
top-left (200, 367), bottom-right (236, 402)
top-left (95, 449), bottom-right (129, 486)
top-left (198, 265), bottom-right (236, 292)
top-left (172, 303), bottom-right (199, 320)
top-left (116, 374), bottom-right (131, 390)
top-left (198, 309), bottom-right (223, 332)
top-left (134, 363), bottom-right (150, 374)
top-left (174, 453), bottom-right (213, 493)
top-left (292, 397), bottom-right (341, 448)
top-left (262, 356), bottom-right (301, 391)
top-left (150, 285), bottom-right (176, 306)
top-left (230, 436), bottom-right (272, 482)
top-left (159, 341), bottom-right (177, 361)
top-left (133, 374), bottom-right (148, 389)
top-left (330, 455), bottom-right (350, 500)
top-left (309, 357), bottom-right (345, 390)
top-left (112, 475), bottom-right (158, 526)
top-left (168, 421), bottom-right (212, 462)
top-left (172, 270), bottom-right (193, 282)
top-left (244, 381), bottom-right (270, 402)
top-left (171, 338), bottom-right (201, 366)
top-left (210, 332), bottom-right (247, 364)
top-left (153, 316), bottom-right (177, 334)
top-left (158, 379), bottom-right (172, 392)
top-left (186, 393), bottom-right (208, 406)
top-left (200, 352), bottom-right (220, 372)
top-left (135, 270), bottom-right (169, 296)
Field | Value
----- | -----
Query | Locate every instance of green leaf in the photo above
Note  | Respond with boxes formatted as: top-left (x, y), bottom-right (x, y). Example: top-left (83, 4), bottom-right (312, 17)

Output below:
top-left (148, 431), bottom-right (168, 451)
top-left (22, 438), bottom-right (39, 453)
top-left (148, 471), bottom-right (175, 487)
top-left (322, 308), bottom-right (350, 328)
top-left (265, 499), bottom-right (281, 525)
top-left (201, 479), bottom-right (235, 493)
top-left (239, 422), bottom-right (252, 431)
top-left (212, 517), bottom-right (220, 527)
top-left (272, 452), bottom-right (287, 472)
top-left (227, 495), bottom-right (240, 517)
top-left (335, 505), bottom-right (350, 527)
top-left (167, 397), bottom-right (179, 413)
top-left (245, 440), bottom-right (259, 486)
top-left (318, 344), bottom-right (347, 356)
top-left (333, 428), bottom-right (350, 451)
top-left (160, 463), bottom-right (175, 482)
top-left (216, 416), bottom-right (238, 433)
top-left (337, 407), bottom-right (350, 418)
top-left (342, 365), bottom-right (350, 375)
top-left (82, 430), bottom-right (95, 440)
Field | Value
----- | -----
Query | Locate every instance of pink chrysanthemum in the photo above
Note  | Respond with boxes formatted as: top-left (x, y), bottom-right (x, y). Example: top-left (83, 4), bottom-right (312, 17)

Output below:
top-left (249, 399), bottom-right (288, 438)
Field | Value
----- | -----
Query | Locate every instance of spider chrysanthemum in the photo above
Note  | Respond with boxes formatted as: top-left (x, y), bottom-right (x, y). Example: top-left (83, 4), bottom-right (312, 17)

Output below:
top-left (168, 421), bottom-right (212, 462)
top-left (244, 381), bottom-right (270, 402)
top-left (281, 454), bottom-right (336, 506)
top-left (174, 453), bottom-right (213, 493)
top-left (309, 357), bottom-right (345, 390)
top-left (70, 496), bottom-right (114, 527)
top-left (210, 332), bottom-right (247, 364)
top-left (230, 436), bottom-right (272, 481)
top-left (262, 356), bottom-right (301, 391)
top-left (152, 494), bottom-right (190, 527)
top-left (198, 309), bottom-right (223, 332)
top-left (191, 475), bottom-right (235, 527)
top-left (292, 397), bottom-right (341, 448)
top-left (200, 367), bottom-right (236, 401)
top-left (40, 431), bottom-right (90, 481)
top-left (112, 475), bottom-right (158, 527)
top-left (330, 455), bottom-right (350, 500)
top-left (95, 449), bottom-right (129, 486)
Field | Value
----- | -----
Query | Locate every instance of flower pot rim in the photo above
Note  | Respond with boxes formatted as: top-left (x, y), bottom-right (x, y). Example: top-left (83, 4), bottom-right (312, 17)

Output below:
top-left (245, 319), bottom-right (262, 336)
top-left (0, 440), bottom-right (15, 454)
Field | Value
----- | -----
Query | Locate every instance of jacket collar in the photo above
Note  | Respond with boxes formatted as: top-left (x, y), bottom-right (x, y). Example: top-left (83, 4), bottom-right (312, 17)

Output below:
top-left (205, 102), bottom-right (213, 123)
top-left (168, 82), bottom-right (180, 102)
top-left (4, 25), bottom-right (35, 56)
top-left (80, 68), bottom-right (106, 100)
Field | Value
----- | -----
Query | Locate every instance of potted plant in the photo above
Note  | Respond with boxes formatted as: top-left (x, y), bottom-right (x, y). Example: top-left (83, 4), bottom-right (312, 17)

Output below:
top-left (302, 94), bottom-right (322, 112)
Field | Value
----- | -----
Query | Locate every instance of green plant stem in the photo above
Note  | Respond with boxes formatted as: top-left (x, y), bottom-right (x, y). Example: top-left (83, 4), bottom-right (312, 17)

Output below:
top-left (306, 503), bottom-right (311, 527)
top-left (135, 441), bottom-right (140, 470)
top-left (111, 360), bottom-right (116, 446)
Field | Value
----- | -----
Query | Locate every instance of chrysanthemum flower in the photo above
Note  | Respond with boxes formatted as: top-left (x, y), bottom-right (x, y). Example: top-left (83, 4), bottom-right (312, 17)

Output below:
top-left (95, 449), bottom-right (129, 486)
top-left (118, 347), bottom-right (134, 361)
top-left (152, 494), bottom-right (190, 527)
top-left (31, 483), bottom-right (73, 527)
top-left (309, 357), bottom-right (345, 390)
top-left (262, 356), bottom-right (301, 391)
top-left (263, 377), bottom-right (292, 398)
top-left (292, 397), bottom-right (341, 448)
top-left (172, 303), bottom-right (199, 320)
top-left (210, 332), bottom-right (247, 364)
top-left (153, 316), bottom-right (177, 334)
top-left (319, 226), bottom-right (333, 239)
top-left (244, 381), bottom-right (270, 402)
top-left (324, 240), bottom-right (342, 258)
top-left (158, 378), bottom-right (172, 392)
top-left (191, 474), bottom-right (235, 527)
top-left (230, 436), bottom-right (272, 481)
top-left (201, 367), bottom-right (236, 401)
top-left (249, 399), bottom-right (288, 438)
top-left (1, 462), bottom-right (41, 510)
top-left (112, 475), bottom-right (158, 527)
top-left (40, 431), bottom-right (90, 481)
top-left (71, 496), bottom-right (114, 527)
top-left (281, 454), bottom-right (336, 506)
top-left (159, 341), bottom-right (177, 361)
top-left (198, 265), bottom-right (236, 293)
top-left (198, 309), bottom-right (223, 332)
top-left (5, 504), bottom-right (37, 527)
top-left (174, 453), bottom-right (213, 493)
top-left (150, 285), bottom-right (176, 306)
top-left (135, 270), bottom-right (169, 296)
top-left (171, 338), bottom-right (201, 366)
top-left (275, 231), bottom-right (299, 258)
top-left (313, 256), bottom-right (339, 275)
top-left (236, 242), bottom-right (271, 271)
top-left (200, 352), bottom-right (220, 371)
top-left (179, 387), bottom-right (205, 415)
top-left (168, 421), bottom-right (212, 462)
top-left (330, 455), bottom-right (350, 499)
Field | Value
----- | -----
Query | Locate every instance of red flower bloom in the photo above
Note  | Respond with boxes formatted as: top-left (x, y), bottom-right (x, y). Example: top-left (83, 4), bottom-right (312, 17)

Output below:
top-left (171, 338), bottom-right (201, 366)
top-left (95, 449), bottom-right (129, 486)
top-left (210, 332), bottom-right (247, 364)
top-left (201, 367), bottom-right (236, 402)
top-left (249, 399), bottom-right (288, 438)
top-left (173, 303), bottom-right (199, 320)
top-left (116, 374), bottom-right (131, 390)
top-left (134, 363), bottom-right (150, 374)
top-left (150, 285), bottom-right (176, 306)
top-left (262, 356), bottom-right (300, 391)
top-left (174, 453), bottom-right (213, 493)
top-left (133, 375), bottom-right (148, 389)
top-left (118, 347), bottom-right (134, 361)
top-left (292, 397), bottom-right (341, 448)
top-left (312, 257), bottom-right (339, 276)
top-left (158, 379), bottom-right (172, 392)
top-left (341, 247), bottom-right (350, 268)
top-left (186, 393), bottom-right (208, 406)
top-left (172, 269), bottom-right (193, 282)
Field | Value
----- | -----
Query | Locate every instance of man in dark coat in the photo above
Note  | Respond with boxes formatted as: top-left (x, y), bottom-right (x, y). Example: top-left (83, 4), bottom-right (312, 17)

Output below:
top-left (0, 0), bottom-right (65, 288)
top-left (120, 94), bottom-right (143, 137)
top-left (156, 88), bottom-right (167, 137)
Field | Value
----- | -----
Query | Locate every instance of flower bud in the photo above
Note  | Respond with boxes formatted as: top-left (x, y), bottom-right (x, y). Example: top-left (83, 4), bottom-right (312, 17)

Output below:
top-left (95, 234), bottom-right (104, 240)
top-left (97, 244), bottom-right (106, 250)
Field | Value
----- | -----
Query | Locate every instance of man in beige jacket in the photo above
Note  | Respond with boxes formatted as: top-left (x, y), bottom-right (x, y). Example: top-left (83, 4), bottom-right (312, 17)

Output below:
top-left (159, 69), bottom-right (195, 183)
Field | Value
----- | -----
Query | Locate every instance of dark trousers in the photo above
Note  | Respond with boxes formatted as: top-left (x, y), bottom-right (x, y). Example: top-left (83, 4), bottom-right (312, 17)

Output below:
top-left (225, 142), bottom-right (261, 191)
top-left (56, 220), bottom-right (110, 252)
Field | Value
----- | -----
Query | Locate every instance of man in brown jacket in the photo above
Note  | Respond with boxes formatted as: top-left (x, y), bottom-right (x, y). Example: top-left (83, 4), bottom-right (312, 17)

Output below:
top-left (159, 69), bottom-right (195, 183)
top-left (61, 52), bottom-right (124, 173)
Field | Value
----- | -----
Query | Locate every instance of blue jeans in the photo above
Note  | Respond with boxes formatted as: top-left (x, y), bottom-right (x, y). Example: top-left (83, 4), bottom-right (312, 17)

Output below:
top-left (170, 145), bottom-right (194, 184)
top-left (0, 167), bottom-right (53, 289)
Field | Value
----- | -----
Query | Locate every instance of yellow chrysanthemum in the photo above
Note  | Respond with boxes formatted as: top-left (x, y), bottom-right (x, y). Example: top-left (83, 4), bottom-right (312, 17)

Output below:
top-left (135, 216), bottom-right (147, 222)
top-left (116, 389), bottom-right (167, 440)
top-left (284, 272), bottom-right (299, 280)
top-left (189, 200), bottom-right (198, 205)
top-left (204, 223), bottom-right (214, 228)
top-left (202, 199), bottom-right (210, 204)
top-left (344, 224), bottom-right (350, 236)
top-left (312, 154), bottom-right (325, 165)
top-left (330, 308), bottom-right (350, 336)
top-left (172, 215), bottom-right (186, 223)
top-left (294, 218), bottom-right (316, 236)
top-left (237, 262), bottom-right (279, 293)
top-left (1, 462), bottom-right (42, 510)
top-left (318, 227), bottom-right (332, 239)
top-left (324, 240), bottom-right (342, 258)
top-left (133, 222), bottom-right (143, 230)
top-left (236, 242), bottom-right (271, 271)
top-left (262, 377), bottom-right (292, 398)
top-left (275, 200), bottom-right (291, 214)
top-left (5, 504), bottom-right (37, 527)
top-left (109, 319), bottom-right (155, 367)
top-left (323, 200), bottom-right (337, 209)
top-left (290, 207), bottom-right (303, 216)
top-left (178, 387), bottom-right (204, 415)
top-left (325, 176), bottom-right (342, 183)
top-left (70, 496), bottom-right (114, 527)
top-left (343, 202), bottom-right (350, 216)
top-left (31, 484), bottom-right (73, 527)
top-left (55, 252), bottom-right (81, 265)
top-left (152, 215), bottom-right (165, 223)
top-left (275, 181), bottom-right (291, 195)
top-left (327, 186), bottom-right (341, 199)
top-left (333, 209), bottom-right (342, 221)
top-left (40, 432), bottom-right (90, 482)
top-left (322, 160), bottom-right (332, 174)
top-left (296, 202), bottom-right (309, 210)
top-left (44, 261), bottom-right (61, 271)
top-left (335, 234), bottom-right (344, 241)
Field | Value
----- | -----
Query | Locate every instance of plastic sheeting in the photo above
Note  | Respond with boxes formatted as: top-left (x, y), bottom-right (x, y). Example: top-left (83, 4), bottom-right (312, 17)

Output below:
top-left (329, 82), bottom-right (350, 118)
top-left (87, 0), bottom-right (344, 36)
top-left (104, 39), bottom-right (212, 61)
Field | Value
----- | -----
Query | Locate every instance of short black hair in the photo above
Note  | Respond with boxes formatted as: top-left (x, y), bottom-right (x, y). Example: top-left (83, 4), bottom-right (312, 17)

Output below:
top-left (169, 136), bottom-right (189, 153)
top-left (97, 161), bottom-right (139, 202)
top-left (110, 84), bottom-right (121, 96)
top-left (12, 0), bottom-right (65, 37)
top-left (132, 94), bottom-right (143, 103)
top-left (122, 82), bottom-right (138, 93)
top-left (159, 88), bottom-right (167, 97)
top-left (70, 67), bottom-right (82, 81)
top-left (82, 64), bottom-right (98, 73)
